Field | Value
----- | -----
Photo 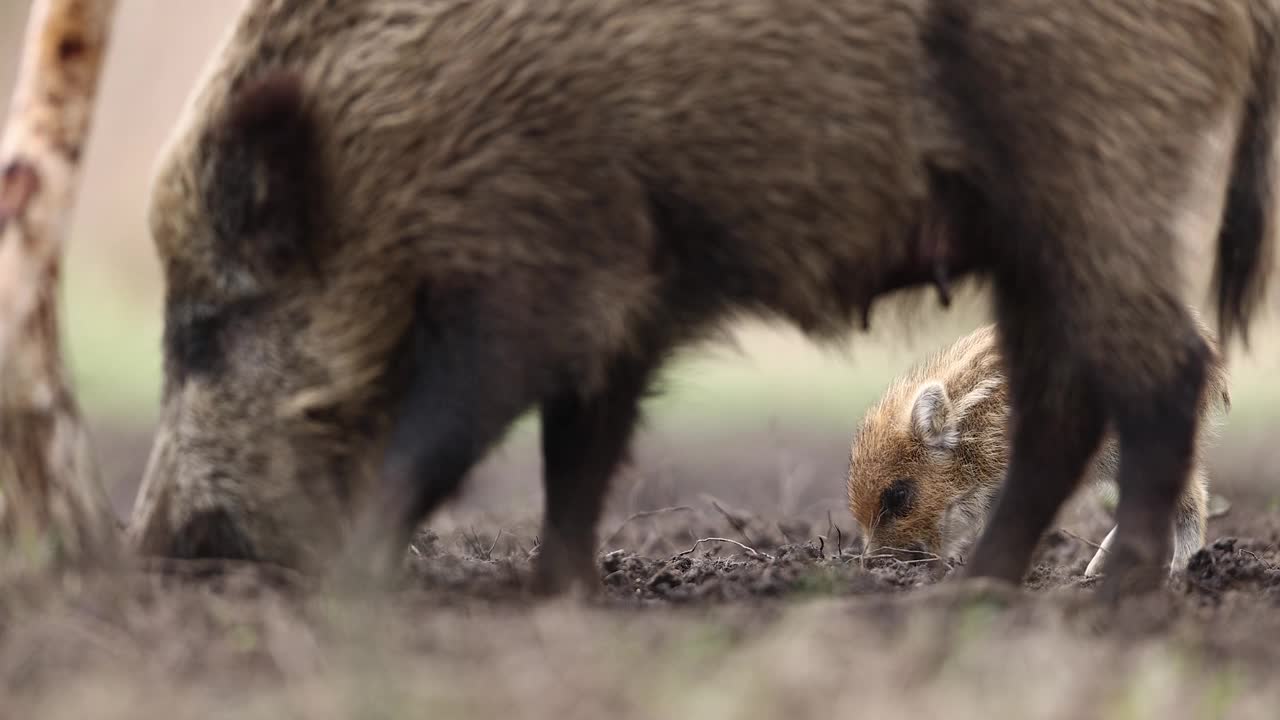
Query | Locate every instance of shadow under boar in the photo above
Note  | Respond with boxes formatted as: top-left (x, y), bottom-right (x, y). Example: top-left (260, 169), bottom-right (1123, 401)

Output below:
top-left (847, 314), bottom-right (1231, 578)
top-left (126, 0), bottom-right (1279, 600)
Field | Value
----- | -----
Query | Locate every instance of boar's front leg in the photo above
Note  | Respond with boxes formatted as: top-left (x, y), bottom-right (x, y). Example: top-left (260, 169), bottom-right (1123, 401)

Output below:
top-left (535, 350), bottom-right (659, 597)
top-left (336, 291), bottom-right (543, 587)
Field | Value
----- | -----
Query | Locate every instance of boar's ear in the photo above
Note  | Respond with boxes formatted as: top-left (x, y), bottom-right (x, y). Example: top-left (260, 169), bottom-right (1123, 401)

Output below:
top-left (205, 70), bottom-right (319, 283)
top-left (911, 381), bottom-right (958, 452)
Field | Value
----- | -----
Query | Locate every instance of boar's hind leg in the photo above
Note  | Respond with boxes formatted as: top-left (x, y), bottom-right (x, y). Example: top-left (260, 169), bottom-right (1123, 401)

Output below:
top-left (535, 350), bottom-right (659, 597)
top-left (962, 314), bottom-right (1107, 586)
top-left (1097, 318), bottom-right (1211, 600)
top-left (957, 218), bottom-right (1210, 595)
top-left (925, 0), bottom-right (1222, 597)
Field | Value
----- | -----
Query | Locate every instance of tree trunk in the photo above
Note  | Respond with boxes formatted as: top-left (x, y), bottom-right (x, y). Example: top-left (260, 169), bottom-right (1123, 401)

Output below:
top-left (0, 0), bottom-right (121, 572)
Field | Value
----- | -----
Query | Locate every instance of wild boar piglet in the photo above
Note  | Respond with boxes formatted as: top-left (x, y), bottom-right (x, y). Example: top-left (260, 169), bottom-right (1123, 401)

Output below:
top-left (847, 318), bottom-right (1231, 577)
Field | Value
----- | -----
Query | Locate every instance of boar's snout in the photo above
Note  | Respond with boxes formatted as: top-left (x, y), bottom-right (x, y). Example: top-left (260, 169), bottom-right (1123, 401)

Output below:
top-left (125, 404), bottom-right (259, 564)
top-left (167, 507), bottom-right (256, 561)
top-left (125, 390), bottom-right (366, 573)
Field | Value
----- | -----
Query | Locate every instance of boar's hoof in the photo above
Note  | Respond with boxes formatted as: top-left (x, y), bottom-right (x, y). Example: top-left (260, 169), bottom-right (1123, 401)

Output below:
top-left (1095, 548), bottom-right (1169, 605)
top-left (530, 547), bottom-right (603, 600)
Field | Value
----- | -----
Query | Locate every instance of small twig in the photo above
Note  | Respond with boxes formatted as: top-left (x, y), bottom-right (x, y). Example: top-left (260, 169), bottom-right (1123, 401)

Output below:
top-left (888, 556), bottom-right (943, 566)
top-left (1240, 549), bottom-right (1278, 570)
top-left (678, 537), bottom-right (774, 561)
top-left (846, 545), bottom-right (944, 567)
top-left (777, 522), bottom-right (796, 545)
top-left (702, 495), bottom-right (758, 547)
top-left (459, 525), bottom-right (485, 559)
top-left (486, 529), bottom-right (504, 558)
top-left (836, 526), bottom-right (844, 557)
top-left (598, 505), bottom-right (696, 551)
top-left (849, 552), bottom-right (944, 566)
top-left (876, 546), bottom-right (943, 560)
top-left (1059, 529), bottom-right (1107, 554)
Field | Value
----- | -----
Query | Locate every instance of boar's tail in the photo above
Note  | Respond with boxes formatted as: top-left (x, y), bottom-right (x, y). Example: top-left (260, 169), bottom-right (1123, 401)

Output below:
top-left (1213, 13), bottom-right (1280, 349)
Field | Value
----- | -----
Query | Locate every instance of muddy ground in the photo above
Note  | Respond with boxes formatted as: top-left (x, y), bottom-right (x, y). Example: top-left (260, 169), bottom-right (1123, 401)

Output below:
top-left (4, 424), bottom-right (1280, 719)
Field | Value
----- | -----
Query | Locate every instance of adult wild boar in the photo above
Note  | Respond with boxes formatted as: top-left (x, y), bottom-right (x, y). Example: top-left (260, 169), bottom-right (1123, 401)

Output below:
top-left (126, 0), bottom-right (1279, 600)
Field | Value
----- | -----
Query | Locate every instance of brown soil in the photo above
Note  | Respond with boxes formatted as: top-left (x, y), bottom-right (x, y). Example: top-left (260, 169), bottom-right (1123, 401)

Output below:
top-left (5, 425), bottom-right (1280, 719)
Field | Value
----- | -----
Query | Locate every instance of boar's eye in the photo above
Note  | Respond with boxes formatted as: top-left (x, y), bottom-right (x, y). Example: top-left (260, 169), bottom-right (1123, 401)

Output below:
top-left (163, 298), bottom-right (256, 382)
top-left (880, 478), bottom-right (914, 518)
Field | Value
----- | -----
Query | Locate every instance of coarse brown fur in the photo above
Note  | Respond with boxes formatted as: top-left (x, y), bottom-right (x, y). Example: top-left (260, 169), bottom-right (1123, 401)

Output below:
top-left (125, 0), bottom-right (1280, 599)
top-left (848, 312), bottom-right (1231, 576)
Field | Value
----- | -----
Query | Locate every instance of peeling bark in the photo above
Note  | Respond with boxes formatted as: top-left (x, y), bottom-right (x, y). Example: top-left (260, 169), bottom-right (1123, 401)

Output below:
top-left (0, 0), bottom-right (121, 571)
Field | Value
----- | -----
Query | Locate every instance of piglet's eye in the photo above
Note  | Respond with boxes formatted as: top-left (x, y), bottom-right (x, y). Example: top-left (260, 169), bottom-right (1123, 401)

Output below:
top-left (880, 478), bottom-right (914, 518)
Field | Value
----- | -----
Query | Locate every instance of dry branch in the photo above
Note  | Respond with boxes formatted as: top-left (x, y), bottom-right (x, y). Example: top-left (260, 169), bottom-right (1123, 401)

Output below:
top-left (598, 505), bottom-right (697, 551)
top-left (851, 548), bottom-right (944, 566)
top-left (698, 493), bottom-right (759, 547)
top-left (677, 537), bottom-right (774, 561)
top-left (0, 0), bottom-right (121, 570)
top-left (1058, 529), bottom-right (1108, 555)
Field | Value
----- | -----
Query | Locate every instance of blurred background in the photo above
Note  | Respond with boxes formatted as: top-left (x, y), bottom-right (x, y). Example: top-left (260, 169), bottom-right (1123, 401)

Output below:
top-left (2, 1), bottom-right (1278, 525)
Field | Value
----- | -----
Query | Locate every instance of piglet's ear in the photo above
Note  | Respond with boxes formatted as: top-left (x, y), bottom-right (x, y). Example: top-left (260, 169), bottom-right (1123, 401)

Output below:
top-left (911, 381), bottom-right (958, 452)
top-left (205, 70), bottom-right (318, 283)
